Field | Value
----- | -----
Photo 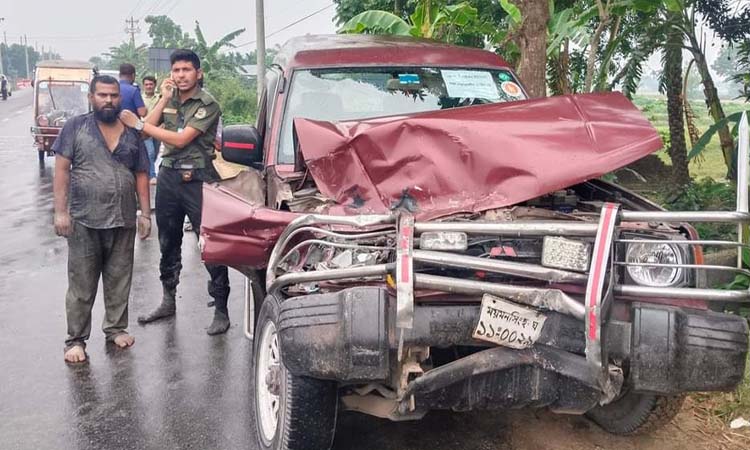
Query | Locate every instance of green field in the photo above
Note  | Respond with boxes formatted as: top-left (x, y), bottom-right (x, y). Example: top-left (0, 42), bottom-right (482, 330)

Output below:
top-left (631, 95), bottom-right (749, 181)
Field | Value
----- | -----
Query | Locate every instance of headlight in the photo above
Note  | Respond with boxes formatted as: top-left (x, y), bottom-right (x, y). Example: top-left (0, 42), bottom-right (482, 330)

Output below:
top-left (625, 242), bottom-right (684, 287)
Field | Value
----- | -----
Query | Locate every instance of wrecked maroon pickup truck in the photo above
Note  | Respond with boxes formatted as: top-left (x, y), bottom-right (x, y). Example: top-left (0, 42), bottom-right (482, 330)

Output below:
top-left (200, 35), bottom-right (750, 450)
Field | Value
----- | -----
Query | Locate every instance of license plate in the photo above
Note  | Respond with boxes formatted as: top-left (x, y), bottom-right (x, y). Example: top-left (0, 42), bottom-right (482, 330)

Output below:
top-left (472, 294), bottom-right (547, 349)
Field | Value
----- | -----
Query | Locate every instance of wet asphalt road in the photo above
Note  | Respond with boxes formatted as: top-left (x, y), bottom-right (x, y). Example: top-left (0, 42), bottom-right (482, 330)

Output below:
top-left (0, 88), bottom-right (518, 450)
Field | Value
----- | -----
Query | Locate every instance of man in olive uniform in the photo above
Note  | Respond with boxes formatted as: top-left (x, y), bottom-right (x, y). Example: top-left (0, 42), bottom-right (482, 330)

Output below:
top-left (119, 49), bottom-right (231, 335)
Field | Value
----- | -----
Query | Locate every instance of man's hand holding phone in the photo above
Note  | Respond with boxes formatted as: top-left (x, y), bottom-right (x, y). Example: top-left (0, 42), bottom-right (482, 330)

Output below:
top-left (160, 77), bottom-right (176, 101)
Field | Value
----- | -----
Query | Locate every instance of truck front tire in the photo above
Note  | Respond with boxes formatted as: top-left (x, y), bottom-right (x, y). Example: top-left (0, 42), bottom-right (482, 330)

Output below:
top-left (254, 294), bottom-right (338, 450)
top-left (586, 391), bottom-right (685, 435)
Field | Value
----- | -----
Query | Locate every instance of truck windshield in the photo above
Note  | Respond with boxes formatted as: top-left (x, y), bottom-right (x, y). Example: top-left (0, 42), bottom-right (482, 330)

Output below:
top-left (278, 67), bottom-right (526, 164)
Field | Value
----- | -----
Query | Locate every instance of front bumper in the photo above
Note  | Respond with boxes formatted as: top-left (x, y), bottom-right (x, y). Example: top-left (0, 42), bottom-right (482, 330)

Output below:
top-left (278, 286), bottom-right (748, 411)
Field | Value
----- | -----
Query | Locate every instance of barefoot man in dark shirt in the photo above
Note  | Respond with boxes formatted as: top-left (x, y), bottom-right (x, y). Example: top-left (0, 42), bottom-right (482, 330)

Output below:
top-left (53, 75), bottom-right (151, 363)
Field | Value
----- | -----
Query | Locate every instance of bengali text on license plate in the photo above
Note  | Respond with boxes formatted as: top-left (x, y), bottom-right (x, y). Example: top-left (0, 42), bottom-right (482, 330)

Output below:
top-left (472, 294), bottom-right (547, 349)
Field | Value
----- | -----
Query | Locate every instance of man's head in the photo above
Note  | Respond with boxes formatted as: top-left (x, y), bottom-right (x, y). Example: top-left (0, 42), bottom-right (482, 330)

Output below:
top-left (170, 49), bottom-right (202, 93)
top-left (142, 75), bottom-right (157, 96)
top-left (89, 75), bottom-right (121, 124)
top-left (119, 63), bottom-right (136, 83)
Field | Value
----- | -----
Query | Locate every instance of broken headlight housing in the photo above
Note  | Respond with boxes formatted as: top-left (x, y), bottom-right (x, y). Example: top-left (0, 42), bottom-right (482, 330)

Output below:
top-left (625, 242), bottom-right (685, 287)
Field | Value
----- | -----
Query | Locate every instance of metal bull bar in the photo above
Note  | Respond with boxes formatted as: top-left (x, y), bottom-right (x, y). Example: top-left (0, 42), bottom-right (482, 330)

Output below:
top-left (265, 113), bottom-right (750, 314)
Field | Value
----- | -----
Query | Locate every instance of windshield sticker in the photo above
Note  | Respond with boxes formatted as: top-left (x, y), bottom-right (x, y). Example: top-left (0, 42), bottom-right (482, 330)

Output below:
top-left (80, 84), bottom-right (89, 93)
top-left (501, 81), bottom-right (523, 98)
top-left (398, 74), bottom-right (420, 85)
top-left (39, 81), bottom-right (48, 89)
top-left (498, 71), bottom-right (512, 82)
top-left (441, 70), bottom-right (500, 99)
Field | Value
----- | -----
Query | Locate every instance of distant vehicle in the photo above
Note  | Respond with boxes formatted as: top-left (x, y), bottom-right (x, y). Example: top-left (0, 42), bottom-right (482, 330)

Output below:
top-left (30, 60), bottom-right (94, 165)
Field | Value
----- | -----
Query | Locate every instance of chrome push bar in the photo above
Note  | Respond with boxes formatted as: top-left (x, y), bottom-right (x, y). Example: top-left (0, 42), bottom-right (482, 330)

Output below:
top-left (265, 113), bottom-right (750, 306)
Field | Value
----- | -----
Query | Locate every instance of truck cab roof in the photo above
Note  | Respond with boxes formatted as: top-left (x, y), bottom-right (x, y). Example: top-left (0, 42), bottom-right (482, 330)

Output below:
top-left (274, 34), bottom-right (511, 71)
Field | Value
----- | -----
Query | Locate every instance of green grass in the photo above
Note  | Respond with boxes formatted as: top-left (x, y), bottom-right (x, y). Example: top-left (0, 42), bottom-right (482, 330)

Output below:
top-left (631, 95), bottom-right (749, 181)
top-left (692, 353), bottom-right (750, 422)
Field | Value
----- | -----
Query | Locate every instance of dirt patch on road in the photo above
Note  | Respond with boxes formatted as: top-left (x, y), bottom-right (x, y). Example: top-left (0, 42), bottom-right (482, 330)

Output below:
top-left (333, 397), bottom-right (749, 450)
top-left (509, 397), bottom-right (749, 450)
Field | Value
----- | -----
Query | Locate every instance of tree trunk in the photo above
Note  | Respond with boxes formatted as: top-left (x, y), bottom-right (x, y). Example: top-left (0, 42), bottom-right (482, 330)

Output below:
top-left (682, 59), bottom-right (702, 147)
top-left (686, 33), bottom-right (735, 178)
top-left (665, 23), bottom-right (690, 186)
top-left (584, 1), bottom-right (610, 92)
top-left (515, 0), bottom-right (550, 98)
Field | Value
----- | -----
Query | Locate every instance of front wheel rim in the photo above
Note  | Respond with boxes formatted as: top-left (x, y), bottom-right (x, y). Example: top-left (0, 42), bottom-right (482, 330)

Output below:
top-left (256, 320), bottom-right (281, 443)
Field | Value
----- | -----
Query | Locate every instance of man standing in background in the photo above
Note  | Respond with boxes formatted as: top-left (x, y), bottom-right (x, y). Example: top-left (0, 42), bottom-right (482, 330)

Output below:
top-left (142, 75), bottom-right (161, 185)
top-left (118, 64), bottom-right (147, 117)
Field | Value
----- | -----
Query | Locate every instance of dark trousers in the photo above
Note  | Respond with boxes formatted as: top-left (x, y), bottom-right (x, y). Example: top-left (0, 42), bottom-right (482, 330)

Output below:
top-left (65, 222), bottom-right (136, 349)
top-left (155, 167), bottom-right (230, 309)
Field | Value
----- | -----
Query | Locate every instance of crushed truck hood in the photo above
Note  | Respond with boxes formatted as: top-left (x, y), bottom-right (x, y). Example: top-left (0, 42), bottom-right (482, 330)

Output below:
top-left (293, 92), bottom-right (662, 220)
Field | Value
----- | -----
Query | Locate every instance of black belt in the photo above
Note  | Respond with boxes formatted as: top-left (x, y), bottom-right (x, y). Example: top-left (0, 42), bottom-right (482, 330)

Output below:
top-left (160, 159), bottom-right (204, 169)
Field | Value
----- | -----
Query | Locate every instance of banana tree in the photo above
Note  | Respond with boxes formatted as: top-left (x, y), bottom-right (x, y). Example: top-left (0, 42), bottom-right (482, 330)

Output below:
top-left (193, 21), bottom-right (246, 75)
top-left (339, 1), bottom-right (482, 44)
top-left (105, 41), bottom-right (149, 77)
top-left (667, 0), bottom-right (740, 178)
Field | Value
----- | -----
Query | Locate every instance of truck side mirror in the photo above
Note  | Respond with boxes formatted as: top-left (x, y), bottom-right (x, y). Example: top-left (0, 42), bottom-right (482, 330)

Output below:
top-left (222, 125), bottom-right (263, 170)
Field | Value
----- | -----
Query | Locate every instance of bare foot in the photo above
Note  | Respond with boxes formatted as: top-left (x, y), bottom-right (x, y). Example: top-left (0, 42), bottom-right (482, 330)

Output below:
top-left (64, 345), bottom-right (87, 363)
top-left (113, 333), bottom-right (135, 348)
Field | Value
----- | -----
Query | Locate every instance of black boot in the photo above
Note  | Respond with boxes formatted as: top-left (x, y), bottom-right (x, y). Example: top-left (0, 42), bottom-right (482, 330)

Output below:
top-left (206, 296), bottom-right (230, 335)
top-left (137, 285), bottom-right (176, 324)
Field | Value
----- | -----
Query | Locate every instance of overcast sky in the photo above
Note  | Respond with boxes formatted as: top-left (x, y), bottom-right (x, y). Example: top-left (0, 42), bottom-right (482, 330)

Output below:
top-left (1, 0), bottom-right (338, 60)
top-left (0, 0), bottom-right (730, 85)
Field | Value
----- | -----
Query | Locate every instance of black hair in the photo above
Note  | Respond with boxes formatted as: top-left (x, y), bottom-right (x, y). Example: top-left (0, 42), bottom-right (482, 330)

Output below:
top-left (119, 63), bottom-right (136, 76)
top-left (142, 75), bottom-right (157, 84)
top-left (170, 49), bottom-right (201, 69)
top-left (90, 75), bottom-right (120, 93)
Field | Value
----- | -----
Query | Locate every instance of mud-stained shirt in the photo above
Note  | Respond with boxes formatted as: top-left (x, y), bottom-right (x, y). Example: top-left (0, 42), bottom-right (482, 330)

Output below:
top-left (52, 113), bottom-right (149, 229)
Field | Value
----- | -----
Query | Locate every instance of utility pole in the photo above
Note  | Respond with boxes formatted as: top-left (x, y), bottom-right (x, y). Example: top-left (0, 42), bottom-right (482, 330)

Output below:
top-left (2, 31), bottom-right (7, 75)
top-left (23, 35), bottom-right (30, 79)
top-left (125, 16), bottom-right (140, 44)
top-left (255, 0), bottom-right (266, 102)
top-left (0, 17), bottom-right (5, 76)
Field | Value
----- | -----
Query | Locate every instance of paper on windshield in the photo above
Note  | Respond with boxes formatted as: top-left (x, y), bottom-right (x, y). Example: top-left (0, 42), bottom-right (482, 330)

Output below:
top-left (441, 70), bottom-right (500, 99)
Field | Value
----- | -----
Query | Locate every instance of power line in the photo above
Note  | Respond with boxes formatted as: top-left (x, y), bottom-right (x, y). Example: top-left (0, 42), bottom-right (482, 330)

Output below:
top-left (234, 3), bottom-right (334, 49)
top-left (141, 0), bottom-right (172, 19)
top-left (127, 0), bottom-right (149, 19)
top-left (162, 0), bottom-right (182, 17)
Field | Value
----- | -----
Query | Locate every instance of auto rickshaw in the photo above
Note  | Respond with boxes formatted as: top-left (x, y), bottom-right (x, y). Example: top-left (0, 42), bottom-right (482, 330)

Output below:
top-left (30, 60), bottom-right (93, 164)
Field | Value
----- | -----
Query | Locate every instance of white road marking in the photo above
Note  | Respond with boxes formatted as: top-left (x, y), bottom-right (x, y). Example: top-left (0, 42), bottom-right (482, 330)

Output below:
top-left (2, 118), bottom-right (9, 122)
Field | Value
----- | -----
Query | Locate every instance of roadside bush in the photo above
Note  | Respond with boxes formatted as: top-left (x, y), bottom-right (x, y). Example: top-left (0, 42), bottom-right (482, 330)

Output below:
top-left (666, 177), bottom-right (737, 242)
top-left (204, 70), bottom-right (258, 125)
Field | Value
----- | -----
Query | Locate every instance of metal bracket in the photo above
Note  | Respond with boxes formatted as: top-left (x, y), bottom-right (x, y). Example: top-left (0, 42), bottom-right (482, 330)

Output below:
top-left (396, 213), bottom-right (415, 331)
top-left (584, 202), bottom-right (619, 370)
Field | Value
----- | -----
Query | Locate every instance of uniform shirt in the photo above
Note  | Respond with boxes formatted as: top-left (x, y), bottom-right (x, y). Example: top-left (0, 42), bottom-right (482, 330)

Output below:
top-left (143, 92), bottom-right (160, 114)
top-left (52, 113), bottom-right (149, 229)
top-left (119, 80), bottom-right (146, 115)
top-left (159, 88), bottom-right (221, 169)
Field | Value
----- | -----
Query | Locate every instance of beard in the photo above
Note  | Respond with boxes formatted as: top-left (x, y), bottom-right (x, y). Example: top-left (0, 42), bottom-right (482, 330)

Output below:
top-left (94, 104), bottom-right (121, 124)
